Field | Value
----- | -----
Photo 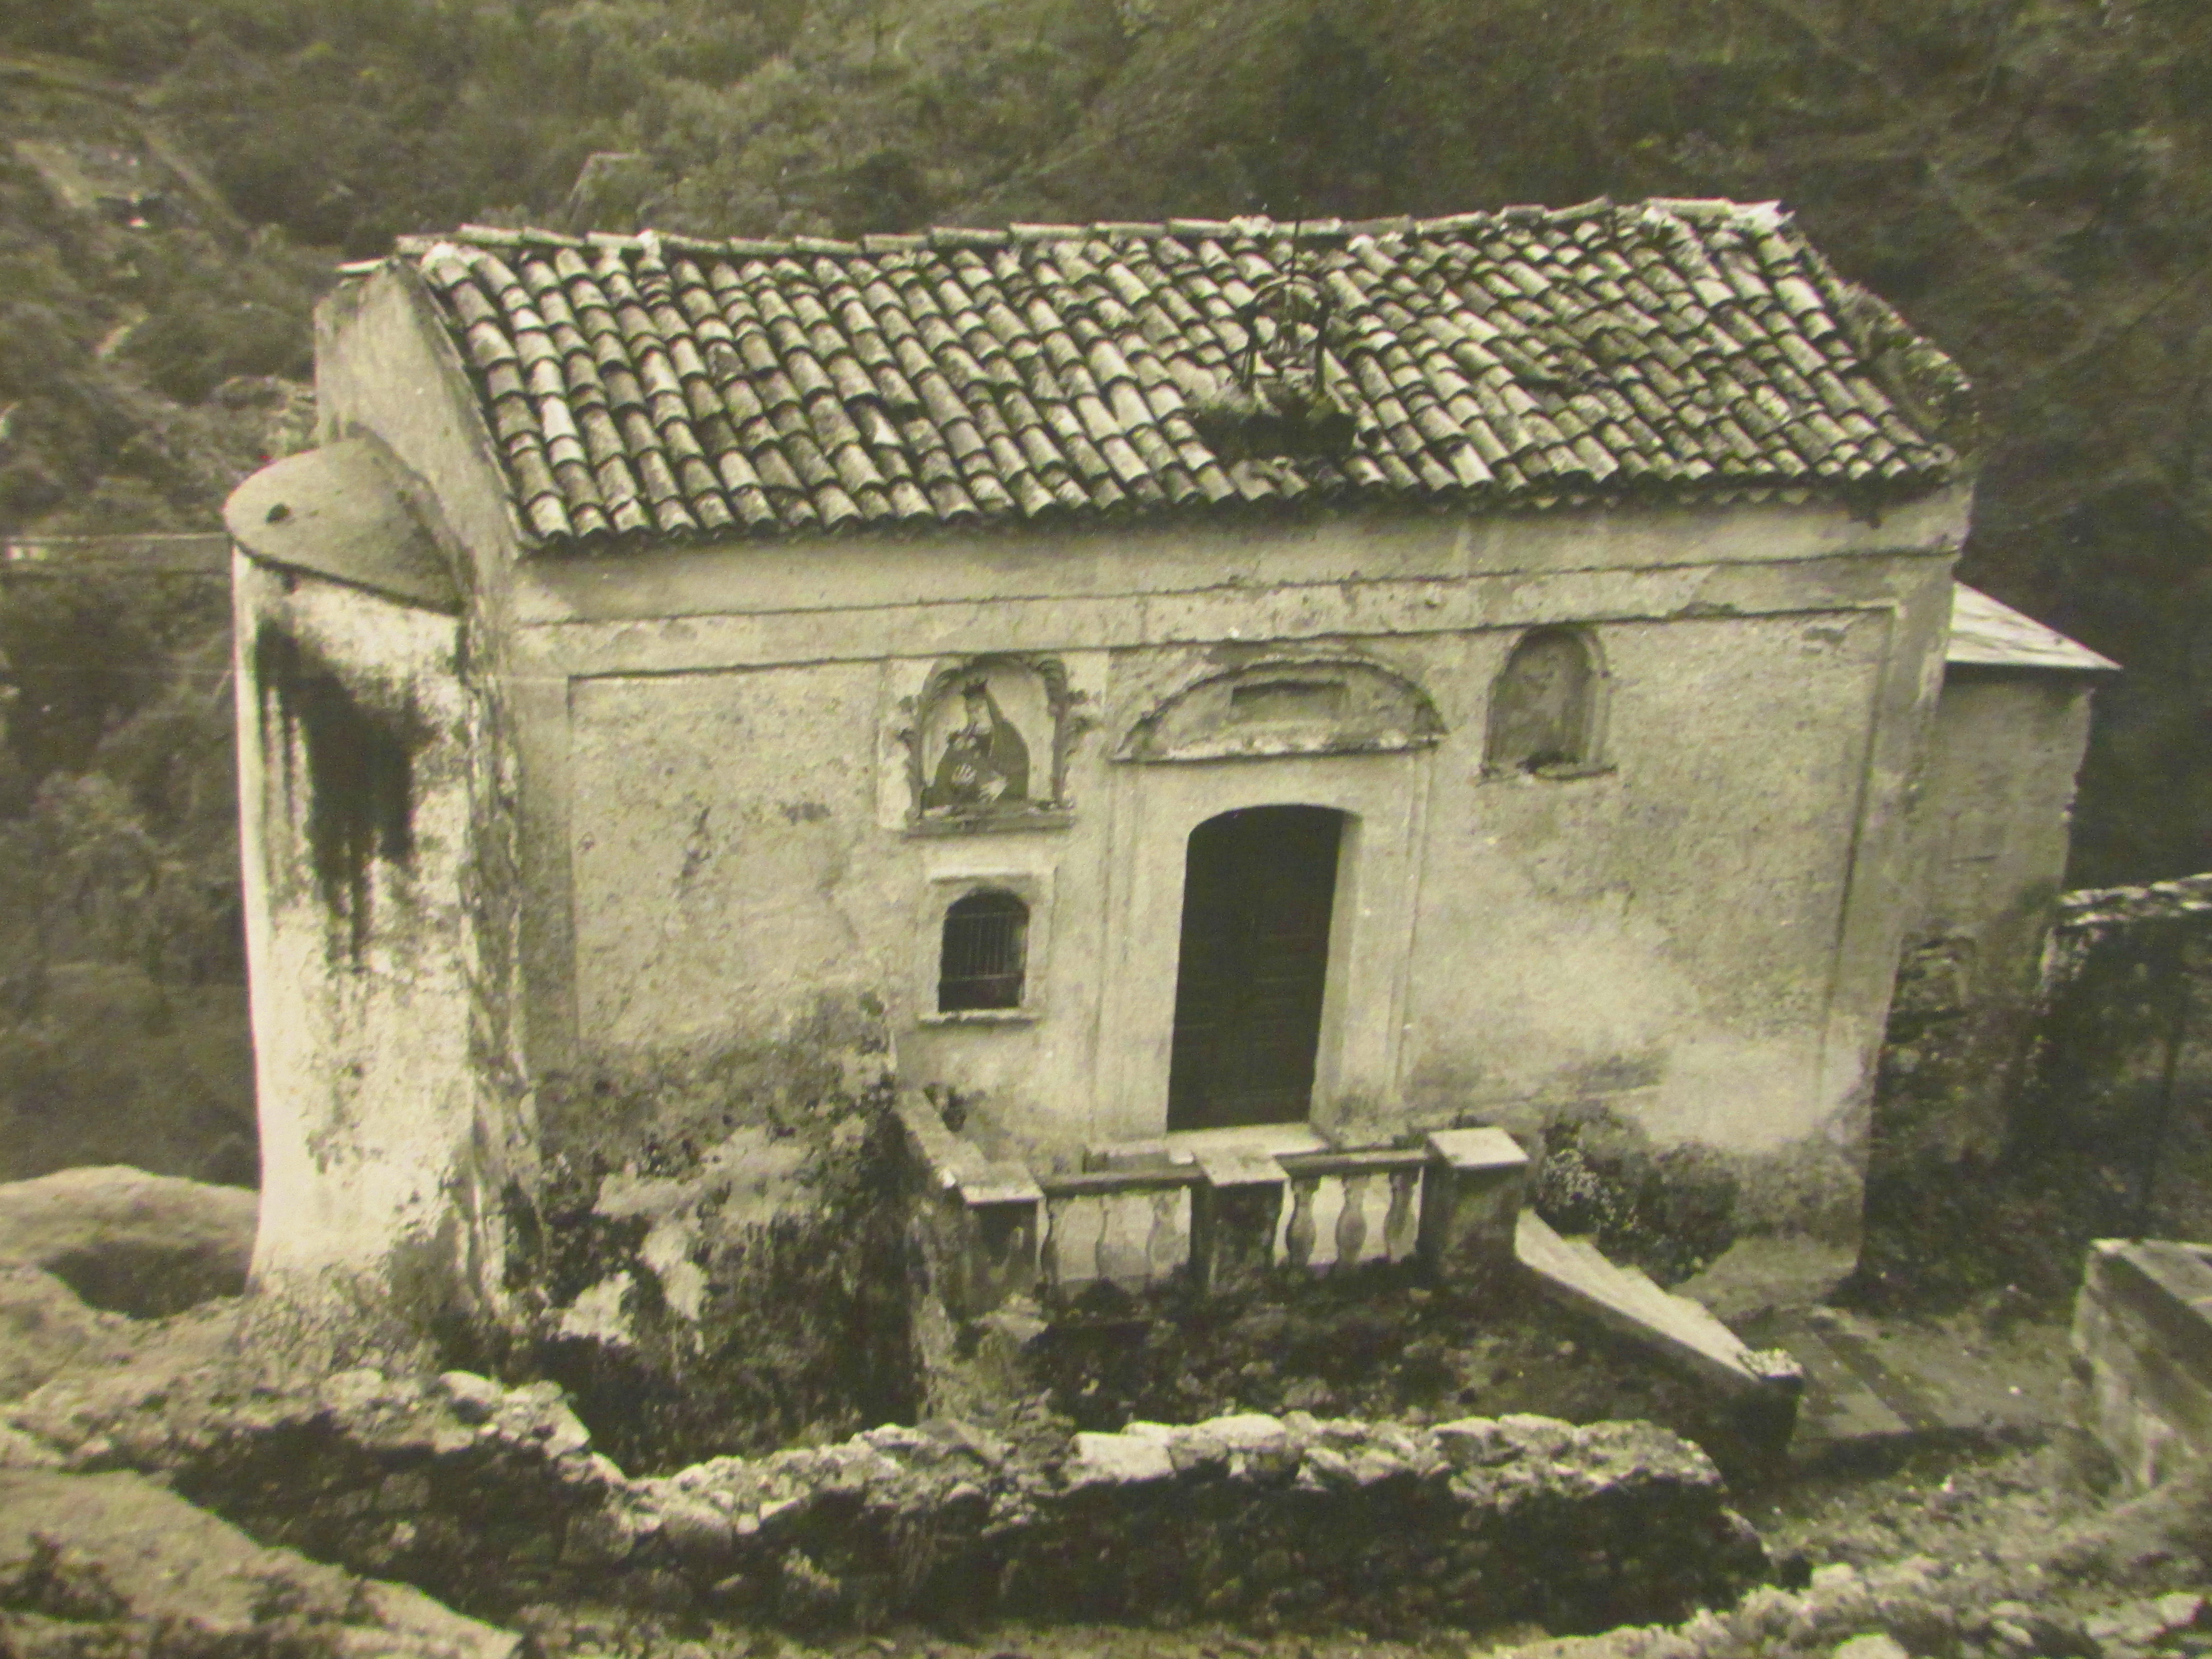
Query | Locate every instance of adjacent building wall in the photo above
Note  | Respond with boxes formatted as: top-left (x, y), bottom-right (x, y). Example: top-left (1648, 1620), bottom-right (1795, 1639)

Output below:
top-left (1882, 668), bottom-right (2101, 1164)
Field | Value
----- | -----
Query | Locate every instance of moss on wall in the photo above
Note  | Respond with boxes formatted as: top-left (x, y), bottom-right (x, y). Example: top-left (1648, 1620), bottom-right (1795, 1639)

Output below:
top-left (1526, 1106), bottom-right (1742, 1286)
top-left (1850, 904), bottom-right (2212, 1311)
top-left (502, 991), bottom-right (922, 1472)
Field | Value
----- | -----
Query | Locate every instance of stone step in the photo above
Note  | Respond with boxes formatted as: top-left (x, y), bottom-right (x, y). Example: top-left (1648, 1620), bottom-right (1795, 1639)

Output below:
top-left (1515, 1212), bottom-right (1784, 1400)
top-left (1768, 1318), bottom-right (1917, 1453)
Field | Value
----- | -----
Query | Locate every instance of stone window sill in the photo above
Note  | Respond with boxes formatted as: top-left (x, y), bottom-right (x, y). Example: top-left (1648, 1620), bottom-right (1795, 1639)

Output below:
top-left (1479, 761), bottom-right (1617, 784)
top-left (918, 1008), bottom-right (1042, 1027)
top-left (904, 808), bottom-right (1075, 839)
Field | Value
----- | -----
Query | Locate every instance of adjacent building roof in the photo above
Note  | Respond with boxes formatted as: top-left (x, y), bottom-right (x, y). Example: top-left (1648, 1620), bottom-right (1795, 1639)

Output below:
top-left (1948, 584), bottom-right (2118, 674)
top-left (391, 200), bottom-right (1971, 550)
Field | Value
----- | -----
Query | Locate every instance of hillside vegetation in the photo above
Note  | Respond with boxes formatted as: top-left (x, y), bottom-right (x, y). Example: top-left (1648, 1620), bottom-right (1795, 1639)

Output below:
top-left (3, 0), bottom-right (2203, 881)
top-left (0, 0), bottom-right (2205, 1172)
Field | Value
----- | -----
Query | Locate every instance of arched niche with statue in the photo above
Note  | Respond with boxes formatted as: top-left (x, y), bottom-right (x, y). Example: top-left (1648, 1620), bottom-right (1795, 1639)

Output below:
top-left (901, 654), bottom-right (1082, 834)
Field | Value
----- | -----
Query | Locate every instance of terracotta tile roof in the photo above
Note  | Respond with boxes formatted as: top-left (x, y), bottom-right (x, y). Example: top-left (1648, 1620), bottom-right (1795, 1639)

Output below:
top-left (1948, 584), bottom-right (2118, 674)
top-left (392, 200), bottom-right (1969, 549)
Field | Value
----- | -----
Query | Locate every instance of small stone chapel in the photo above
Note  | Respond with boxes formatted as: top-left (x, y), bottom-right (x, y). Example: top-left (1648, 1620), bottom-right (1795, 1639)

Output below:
top-left (223, 199), bottom-right (2111, 1352)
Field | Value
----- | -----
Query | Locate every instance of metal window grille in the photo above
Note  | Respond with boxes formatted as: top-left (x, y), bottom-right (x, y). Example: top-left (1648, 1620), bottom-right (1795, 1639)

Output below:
top-left (939, 890), bottom-right (1028, 1012)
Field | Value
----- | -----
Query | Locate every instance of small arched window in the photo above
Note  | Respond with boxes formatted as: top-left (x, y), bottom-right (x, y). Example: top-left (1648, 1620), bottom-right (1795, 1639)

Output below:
top-left (1487, 628), bottom-right (1599, 775)
top-left (938, 889), bottom-right (1029, 1012)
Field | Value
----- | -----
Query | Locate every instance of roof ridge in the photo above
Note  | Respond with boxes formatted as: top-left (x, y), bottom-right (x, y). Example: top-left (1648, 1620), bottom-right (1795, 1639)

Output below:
top-left (398, 198), bottom-right (1823, 266)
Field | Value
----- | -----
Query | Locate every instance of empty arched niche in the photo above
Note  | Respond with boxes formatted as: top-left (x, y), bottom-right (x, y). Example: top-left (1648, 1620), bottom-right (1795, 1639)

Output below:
top-left (1485, 627), bottom-right (1606, 776)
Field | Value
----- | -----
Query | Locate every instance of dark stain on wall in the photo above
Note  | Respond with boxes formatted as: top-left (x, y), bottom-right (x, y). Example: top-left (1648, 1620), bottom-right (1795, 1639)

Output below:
top-left (253, 621), bottom-right (429, 961)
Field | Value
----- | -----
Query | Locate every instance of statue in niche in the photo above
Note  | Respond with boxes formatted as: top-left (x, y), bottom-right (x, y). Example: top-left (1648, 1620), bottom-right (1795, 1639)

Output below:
top-left (924, 678), bottom-right (1031, 812)
top-left (903, 654), bottom-right (1083, 830)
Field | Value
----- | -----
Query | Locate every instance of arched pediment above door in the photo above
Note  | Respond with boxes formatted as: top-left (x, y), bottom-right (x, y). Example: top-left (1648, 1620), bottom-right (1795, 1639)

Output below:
top-left (1116, 655), bottom-right (1444, 764)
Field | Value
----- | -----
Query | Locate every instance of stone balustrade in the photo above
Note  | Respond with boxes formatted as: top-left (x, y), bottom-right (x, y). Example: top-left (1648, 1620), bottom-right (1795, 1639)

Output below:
top-left (1039, 1168), bottom-right (1197, 1291)
top-left (1276, 1149), bottom-right (1427, 1270)
top-left (897, 1097), bottom-right (1529, 1318)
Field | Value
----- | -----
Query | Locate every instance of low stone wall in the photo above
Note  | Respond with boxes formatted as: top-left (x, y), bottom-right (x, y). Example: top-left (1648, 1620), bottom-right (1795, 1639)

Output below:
top-left (2073, 1238), bottom-right (2212, 1491)
top-left (6, 1364), bottom-right (633, 1614)
top-left (630, 1409), bottom-right (1765, 1634)
top-left (1884, 875), bottom-right (2212, 1184)
top-left (1857, 874), bottom-right (2212, 1306)
top-left (5, 1359), bottom-right (1766, 1634)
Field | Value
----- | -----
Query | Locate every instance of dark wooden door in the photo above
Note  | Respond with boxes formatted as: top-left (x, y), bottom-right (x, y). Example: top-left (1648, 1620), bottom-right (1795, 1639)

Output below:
top-left (1166, 805), bottom-right (1345, 1130)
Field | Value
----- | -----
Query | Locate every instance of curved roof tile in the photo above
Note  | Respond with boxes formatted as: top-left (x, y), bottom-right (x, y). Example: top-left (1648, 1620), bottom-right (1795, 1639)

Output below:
top-left (395, 200), bottom-right (1967, 550)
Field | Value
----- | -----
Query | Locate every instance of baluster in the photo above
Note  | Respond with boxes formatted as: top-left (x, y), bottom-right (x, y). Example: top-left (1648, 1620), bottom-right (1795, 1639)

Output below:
top-left (1285, 1177), bottom-right (1319, 1269)
top-left (1335, 1173), bottom-right (1370, 1267)
top-left (998, 1208), bottom-right (1036, 1291)
top-left (1384, 1167), bottom-right (1421, 1262)
top-left (1040, 1195), bottom-right (1064, 1290)
top-left (1096, 1193), bottom-right (1140, 1285)
top-left (1146, 1188), bottom-right (1183, 1283)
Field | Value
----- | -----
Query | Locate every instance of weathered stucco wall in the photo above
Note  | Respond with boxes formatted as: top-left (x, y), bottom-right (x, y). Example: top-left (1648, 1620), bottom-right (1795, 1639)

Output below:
top-left (1880, 671), bottom-right (2097, 1165)
top-left (505, 486), bottom-right (1966, 1308)
top-left (233, 554), bottom-right (517, 1354)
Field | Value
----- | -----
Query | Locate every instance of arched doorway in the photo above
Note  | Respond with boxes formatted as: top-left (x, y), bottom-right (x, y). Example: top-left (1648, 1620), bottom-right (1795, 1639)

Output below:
top-left (1166, 805), bottom-right (1347, 1131)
